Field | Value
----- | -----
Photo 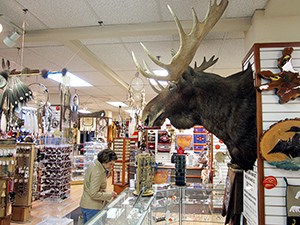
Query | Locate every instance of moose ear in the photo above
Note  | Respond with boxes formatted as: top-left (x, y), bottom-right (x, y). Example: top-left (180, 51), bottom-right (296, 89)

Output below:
top-left (181, 67), bottom-right (195, 82)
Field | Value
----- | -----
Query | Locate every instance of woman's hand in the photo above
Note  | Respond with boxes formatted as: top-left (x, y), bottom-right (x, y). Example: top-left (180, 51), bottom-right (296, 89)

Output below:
top-left (112, 191), bottom-right (117, 198)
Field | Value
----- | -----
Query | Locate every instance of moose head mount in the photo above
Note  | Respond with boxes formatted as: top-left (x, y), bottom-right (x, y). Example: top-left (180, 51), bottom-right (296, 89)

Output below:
top-left (132, 0), bottom-right (257, 171)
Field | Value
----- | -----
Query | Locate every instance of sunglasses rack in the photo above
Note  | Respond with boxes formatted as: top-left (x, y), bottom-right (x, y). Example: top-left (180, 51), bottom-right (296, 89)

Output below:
top-left (12, 143), bottom-right (35, 222)
top-left (112, 138), bottom-right (131, 194)
top-left (0, 142), bottom-right (16, 224)
top-left (39, 144), bottom-right (72, 202)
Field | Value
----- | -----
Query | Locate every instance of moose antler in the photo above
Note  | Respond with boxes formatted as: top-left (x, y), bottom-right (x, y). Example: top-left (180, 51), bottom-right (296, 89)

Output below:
top-left (194, 55), bottom-right (218, 72)
top-left (132, 0), bottom-right (228, 82)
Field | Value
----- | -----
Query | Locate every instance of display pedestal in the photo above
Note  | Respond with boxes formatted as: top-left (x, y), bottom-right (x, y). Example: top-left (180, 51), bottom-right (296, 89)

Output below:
top-left (12, 206), bottom-right (31, 222)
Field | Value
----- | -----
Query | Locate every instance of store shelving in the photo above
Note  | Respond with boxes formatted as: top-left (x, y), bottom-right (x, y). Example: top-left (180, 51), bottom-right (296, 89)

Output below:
top-left (112, 138), bottom-right (131, 194)
top-left (12, 143), bottom-right (35, 222)
top-left (0, 140), bottom-right (17, 225)
top-left (71, 141), bottom-right (107, 184)
top-left (83, 141), bottom-right (107, 169)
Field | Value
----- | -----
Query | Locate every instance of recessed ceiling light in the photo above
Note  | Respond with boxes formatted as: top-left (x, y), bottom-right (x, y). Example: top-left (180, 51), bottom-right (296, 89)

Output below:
top-left (48, 71), bottom-right (92, 87)
top-left (106, 101), bottom-right (128, 107)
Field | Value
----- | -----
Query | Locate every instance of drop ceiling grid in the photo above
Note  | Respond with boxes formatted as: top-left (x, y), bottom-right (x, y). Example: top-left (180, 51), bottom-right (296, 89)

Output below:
top-left (16, 0), bottom-right (99, 29)
top-left (87, 43), bottom-right (134, 70)
top-left (85, 0), bottom-right (160, 25)
top-left (94, 87), bottom-right (129, 103)
top-left (121, 34), bottom-right (176, 43)
top-left (226, 0), bottom-right (268, 18)
top-left (28, 45), bottom-right (98, 72)
top-left (193, 39), bottom-right (237, 69)
top-left (0, 48), bottom-right (25, 68)
top-left (75, 86), bottom-right (111, 97)
top-left (213, 38), bottom-right (245, 69)
top-left (125, 41), bottom-right (179, 69)
top-left (80, 71), bottom-right (120, 87)
top-left (159, 0), bottom-right (210, 21)
top-left (114, 70), bottom-right (140, 84)
top-left (0, 0), bottom-right (43, 31)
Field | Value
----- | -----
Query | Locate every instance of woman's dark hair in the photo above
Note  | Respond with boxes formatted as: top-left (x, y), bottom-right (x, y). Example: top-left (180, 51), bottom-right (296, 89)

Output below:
top-left (97, 148), bottom-right (118, 164)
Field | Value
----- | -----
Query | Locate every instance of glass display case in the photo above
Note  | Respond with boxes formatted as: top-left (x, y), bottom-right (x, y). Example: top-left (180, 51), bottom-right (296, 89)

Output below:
top-left (86, 188), bottom-right (154, 225)
top-left (181, 185), bottom-right (225, 224)
top-left (86, 185), bottom-right (225, 225)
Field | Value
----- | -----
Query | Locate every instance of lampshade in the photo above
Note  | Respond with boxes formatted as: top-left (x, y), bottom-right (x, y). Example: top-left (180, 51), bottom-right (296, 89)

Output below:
top-left (3, 31), bottom-right (21, 47)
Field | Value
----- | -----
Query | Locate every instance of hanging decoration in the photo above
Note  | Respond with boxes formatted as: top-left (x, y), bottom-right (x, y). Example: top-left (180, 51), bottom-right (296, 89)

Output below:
top-left (27, 82), bottom-right (49, 109)
top-left (257, 47), bottom-right (300, 103)
top-left (262, 176), bottom-right (277, 189)
top-left (260, 118), bottom-right (300, 171)
top-left (127, 72), bottom-right (146, 137)
top-left (70, 93), bottom-right (79, 122)
top-left (128, 72), bottom-right (145, 109)
top-left (0, 9), bottom-right (42, 132)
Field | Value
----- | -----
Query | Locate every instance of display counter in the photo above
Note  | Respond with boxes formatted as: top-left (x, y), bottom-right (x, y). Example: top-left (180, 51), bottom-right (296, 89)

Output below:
top-left (156, 165), bottom-right (203, 183)
top-left (86, 188), bottom-right (154, 225)
top-left (86, 184), bottom-right (225, 225)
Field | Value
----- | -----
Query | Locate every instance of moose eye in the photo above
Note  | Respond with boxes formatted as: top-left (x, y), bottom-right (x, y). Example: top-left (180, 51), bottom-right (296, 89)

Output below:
top-left (144, 116), bottom-right (150, 126)
top-left (168, 83), bottom-right (176, 91)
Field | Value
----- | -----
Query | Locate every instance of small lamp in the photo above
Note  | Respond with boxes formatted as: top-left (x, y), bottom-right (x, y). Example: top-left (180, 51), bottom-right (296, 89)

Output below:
top-left (3, 31), bottom-right (21, 47)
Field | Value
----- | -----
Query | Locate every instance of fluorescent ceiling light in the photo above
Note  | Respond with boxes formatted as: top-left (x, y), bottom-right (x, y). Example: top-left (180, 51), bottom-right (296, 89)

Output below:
top-left (48, 71), bottom-right (92, 87)
top-left (153, 69), bottom-right (168, 76)
top-left (149, 69), bottom-right (169, 86)
top-left (125, 109), bottom-right (134, 114)
top-left (0, 24), bottom-right (3, 33)
top-left (106, 101), bottom-right (128, 107)
top-left (78, 109), bottom-right (91, 113)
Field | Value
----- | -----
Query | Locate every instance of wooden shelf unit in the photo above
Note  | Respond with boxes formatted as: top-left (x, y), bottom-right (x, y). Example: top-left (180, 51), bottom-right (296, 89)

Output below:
top-left (112, 138), bottom-right (131, 194)
top-left (12, 143), bottom-right (35, 222)
top-left (0, 142), bottom-right (17, 224)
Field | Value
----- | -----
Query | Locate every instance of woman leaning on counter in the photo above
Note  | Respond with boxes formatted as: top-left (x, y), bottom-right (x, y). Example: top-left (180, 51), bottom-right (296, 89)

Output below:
top-left (80, 148), bottom-right (118, 224)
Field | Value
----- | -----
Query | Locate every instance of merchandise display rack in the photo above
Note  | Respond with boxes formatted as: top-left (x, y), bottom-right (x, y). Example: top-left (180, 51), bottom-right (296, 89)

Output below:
top-left (71, 141), bottom-right (107, 184)
top-left (0, 140), bottom-right (17, 225)
top-left (12, 143), bottom-right (35, 222)
top-left (39, 144), bottom-right (72, 202)
top-left (112, 138), bottom-right (131, 194)
top-left (83, 141), bottom-right (107, 170)
top-left (71, 145), bottom-right (85, 185)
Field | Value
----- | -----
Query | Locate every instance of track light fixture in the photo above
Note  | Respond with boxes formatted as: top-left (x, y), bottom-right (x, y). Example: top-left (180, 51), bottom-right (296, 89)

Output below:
top-left (3, 31), bottom-right (21, 47)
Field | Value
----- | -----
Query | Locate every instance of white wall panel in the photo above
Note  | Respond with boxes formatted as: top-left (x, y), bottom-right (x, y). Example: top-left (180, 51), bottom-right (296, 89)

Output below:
top-left (260, 46), bottom-right (300, 225)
